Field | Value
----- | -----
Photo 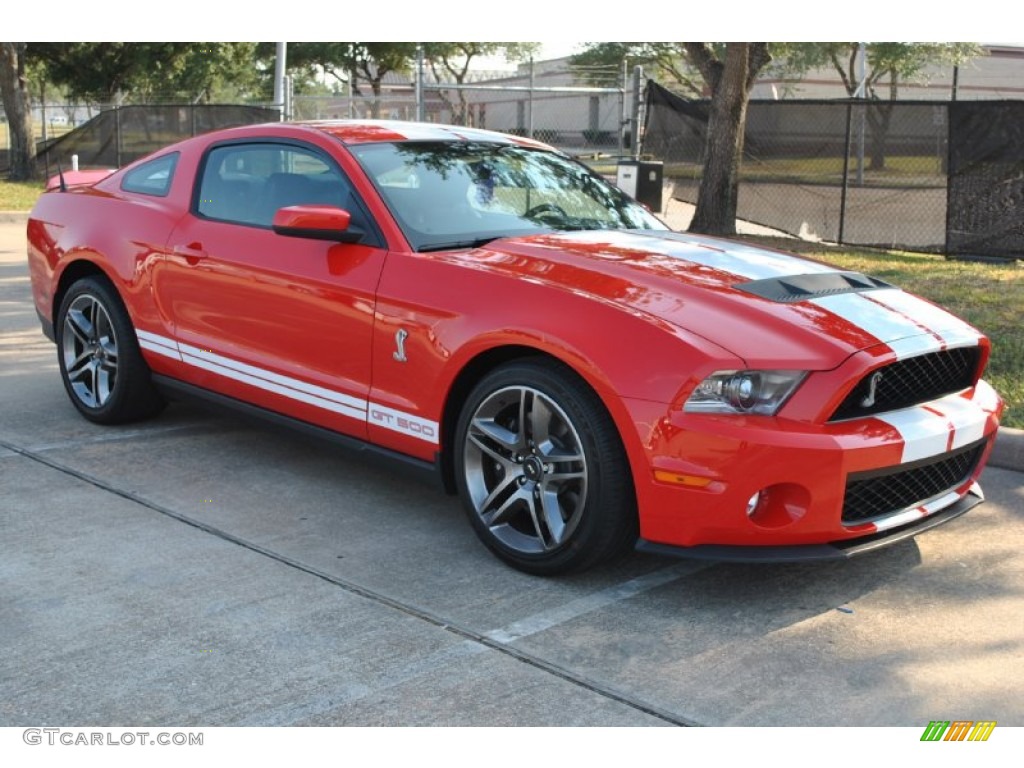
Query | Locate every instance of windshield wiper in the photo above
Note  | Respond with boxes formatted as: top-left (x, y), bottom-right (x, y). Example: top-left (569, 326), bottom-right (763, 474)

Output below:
top-left (417, 236), bottom-right (504, 253)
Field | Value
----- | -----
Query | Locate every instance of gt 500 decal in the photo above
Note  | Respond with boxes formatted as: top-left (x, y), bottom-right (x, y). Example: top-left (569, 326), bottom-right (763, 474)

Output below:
top-left (136, 329), bottom-right (439, 445)
top-left (368, 404), bottom-right (439, 442)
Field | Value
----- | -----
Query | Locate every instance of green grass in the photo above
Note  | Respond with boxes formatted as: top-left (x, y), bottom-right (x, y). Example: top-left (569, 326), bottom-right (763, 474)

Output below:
top-left (663, 155), bottom-right (947, 188)
top-left (0, 179), bottom-right (44, 210)
top-left (742, 237), bottom-right (1024, 429)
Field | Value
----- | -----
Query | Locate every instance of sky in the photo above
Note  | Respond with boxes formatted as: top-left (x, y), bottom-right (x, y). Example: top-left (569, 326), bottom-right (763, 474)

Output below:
top-left (9, 0), bottom-right (1016, 43)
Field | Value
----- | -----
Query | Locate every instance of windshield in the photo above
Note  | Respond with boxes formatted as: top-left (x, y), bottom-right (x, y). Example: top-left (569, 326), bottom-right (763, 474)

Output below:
top-left (349, 141), bottom-right (667, 251)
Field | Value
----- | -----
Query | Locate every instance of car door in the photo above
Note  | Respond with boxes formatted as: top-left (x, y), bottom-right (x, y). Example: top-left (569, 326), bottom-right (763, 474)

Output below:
top-left (155, 140), bottom-right (386, 439)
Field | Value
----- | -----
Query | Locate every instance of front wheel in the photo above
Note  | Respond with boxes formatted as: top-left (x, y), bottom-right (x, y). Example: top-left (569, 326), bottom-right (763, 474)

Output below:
top-left (454, 359), bottom-right (637, 575)
top-left (56, 276), bottom-right (165, 424)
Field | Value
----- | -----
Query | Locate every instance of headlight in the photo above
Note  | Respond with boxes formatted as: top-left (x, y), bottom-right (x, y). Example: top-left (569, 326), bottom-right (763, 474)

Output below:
top-left (684, 370), bottom-right (806, 415)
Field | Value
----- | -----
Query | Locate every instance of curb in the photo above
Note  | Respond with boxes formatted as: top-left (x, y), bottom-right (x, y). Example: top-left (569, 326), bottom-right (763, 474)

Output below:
top-left (0, 211), bottom-right (29, 223)
top-left (990, 427), bottom-right (1024, 473)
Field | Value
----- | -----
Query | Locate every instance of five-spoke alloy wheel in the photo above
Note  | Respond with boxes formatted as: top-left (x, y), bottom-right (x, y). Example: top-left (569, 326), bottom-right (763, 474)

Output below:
top-left (61, 292), bottom-right (119, 409)
top-left (455, 359), bottom-right (637, 575)
top-left (56, 276), bottom-right (164, 424)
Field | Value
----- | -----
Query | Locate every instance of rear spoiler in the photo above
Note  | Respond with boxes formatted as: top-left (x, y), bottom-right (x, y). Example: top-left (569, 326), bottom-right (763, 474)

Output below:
top-left (45, 169), bottom-right (116, 192)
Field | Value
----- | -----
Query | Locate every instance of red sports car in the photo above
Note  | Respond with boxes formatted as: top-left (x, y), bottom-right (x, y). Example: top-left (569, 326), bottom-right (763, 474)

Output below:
top-left (27, 120), bottom-right (1004, 574)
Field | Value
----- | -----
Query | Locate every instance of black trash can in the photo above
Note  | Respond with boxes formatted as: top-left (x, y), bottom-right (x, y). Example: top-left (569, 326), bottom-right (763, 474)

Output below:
top-left (615, 160), bottom-right (664, 213)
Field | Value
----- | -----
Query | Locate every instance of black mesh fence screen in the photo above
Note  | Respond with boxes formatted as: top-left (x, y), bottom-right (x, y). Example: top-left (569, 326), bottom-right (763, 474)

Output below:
top-left (947, 101), bottom-right (1024, 258)
top-left (35, 104), bottom-right (280, 172)
top-left (644, 82), bottom-right (1024, 259)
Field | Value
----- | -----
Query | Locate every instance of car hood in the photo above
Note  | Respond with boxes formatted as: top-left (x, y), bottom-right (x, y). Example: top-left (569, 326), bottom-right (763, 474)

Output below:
top-left (457, 230), bottom-right (981, 370)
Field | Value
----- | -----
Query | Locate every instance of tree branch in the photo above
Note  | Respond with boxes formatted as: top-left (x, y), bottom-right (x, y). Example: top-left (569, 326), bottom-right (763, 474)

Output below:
top-left (682, 43), bottom-right (721, 91)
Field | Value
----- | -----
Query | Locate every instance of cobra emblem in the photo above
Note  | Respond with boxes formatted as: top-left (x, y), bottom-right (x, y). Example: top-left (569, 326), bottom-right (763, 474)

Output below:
top-left (860, 371), bottom-right (884, 408)
top-left (393, 328), bottom-right (409, 363)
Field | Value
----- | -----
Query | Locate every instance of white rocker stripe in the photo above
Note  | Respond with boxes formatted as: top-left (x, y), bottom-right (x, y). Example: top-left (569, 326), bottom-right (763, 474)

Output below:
top-left (178, 349), bottom-right (367, 422)
top-left (177, 342), bottom-right (366, 413)
top-left (135, 329), bottom-right (440, 444)
top-left (136, 329), bottom-right (182, 361)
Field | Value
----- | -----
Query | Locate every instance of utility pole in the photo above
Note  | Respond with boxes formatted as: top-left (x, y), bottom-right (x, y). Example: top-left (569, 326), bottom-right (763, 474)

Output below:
top-left (631, 65), bottom-right (643, 160)
top-left (415, 44), bottom-right (425, 122)
top-left (527, 57), bottom-right (534, 139)
top-left (273, 42), bottom-right (287, 121)
top-left (854, 42), bottom-right (867, 186)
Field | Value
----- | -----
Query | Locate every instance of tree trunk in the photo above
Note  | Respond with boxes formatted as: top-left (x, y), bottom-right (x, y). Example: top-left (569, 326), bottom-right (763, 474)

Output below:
top-left (867, 101), bottom-right (893, 171)
top-left (370, 79), bottom-right (382, 119)
top-left (689, 44), bottom-right (751, 235)
top-left (0, 42), bottom-right (39, 181)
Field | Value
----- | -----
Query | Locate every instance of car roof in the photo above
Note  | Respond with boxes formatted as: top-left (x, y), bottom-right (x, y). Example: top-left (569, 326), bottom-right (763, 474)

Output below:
top-left (300, 119), bottom-right (556, 150)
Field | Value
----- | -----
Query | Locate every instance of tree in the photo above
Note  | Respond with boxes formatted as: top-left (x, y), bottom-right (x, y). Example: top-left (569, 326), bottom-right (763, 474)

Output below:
top-left (807, 43), bottom-right (981, 169)
top-left (572, 43), bottom-right (822, 234)
top-left (0, 42), bottom-right (38, 180)
top-left (682, 43), bottom-right (772, 235)
top-left (158, 43), bottom-right (261, 103)
top-left (29, 43), bottom-right (262, 103)
top-left (423, 43), bottom-right (538, 125)
top-left (571, 43), bottom-right (702, 94)
top-left (287, 43), bottom-right (417, 118)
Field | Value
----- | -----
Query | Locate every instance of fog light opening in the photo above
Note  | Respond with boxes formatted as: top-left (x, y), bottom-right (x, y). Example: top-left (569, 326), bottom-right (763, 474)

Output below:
top-left (746, 483), bottom-right (811, 529)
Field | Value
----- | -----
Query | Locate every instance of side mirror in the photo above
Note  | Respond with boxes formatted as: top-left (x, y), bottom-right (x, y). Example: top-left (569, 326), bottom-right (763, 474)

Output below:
top-left (272, 205), bottom-right (362, 243)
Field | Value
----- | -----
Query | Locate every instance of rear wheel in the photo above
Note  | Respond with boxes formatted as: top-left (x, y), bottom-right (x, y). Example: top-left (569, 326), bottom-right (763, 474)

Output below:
top-left (56, 276), bottom-right (165, 424)
top-left (454, 359), bottom-right (637, 575)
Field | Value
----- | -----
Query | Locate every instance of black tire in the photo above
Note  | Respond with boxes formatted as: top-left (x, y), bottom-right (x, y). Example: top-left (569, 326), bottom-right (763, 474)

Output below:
top-left (55, 275), bottom-right (165, 425)
top-left (454, 358), bottom-right (637, 575)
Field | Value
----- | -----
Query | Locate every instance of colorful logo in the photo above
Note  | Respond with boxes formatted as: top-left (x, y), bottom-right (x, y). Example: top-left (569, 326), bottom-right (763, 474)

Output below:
top-left (920, 721), bottom-right (996, 741)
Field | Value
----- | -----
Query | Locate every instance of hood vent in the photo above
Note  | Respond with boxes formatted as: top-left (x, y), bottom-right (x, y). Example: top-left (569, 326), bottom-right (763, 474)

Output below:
top-left (737, 271), bottom-right (893, 303)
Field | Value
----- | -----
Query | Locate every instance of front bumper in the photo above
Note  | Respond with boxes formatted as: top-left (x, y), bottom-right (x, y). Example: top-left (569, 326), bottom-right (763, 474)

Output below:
top-left (627, 380), bottom-right (1003, 553)
top-left (636, 483), bottom-right (984, 562)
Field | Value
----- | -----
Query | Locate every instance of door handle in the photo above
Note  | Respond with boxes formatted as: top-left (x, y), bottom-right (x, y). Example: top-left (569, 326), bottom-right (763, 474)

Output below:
top-left (173, 242), bottom-right (208, 262)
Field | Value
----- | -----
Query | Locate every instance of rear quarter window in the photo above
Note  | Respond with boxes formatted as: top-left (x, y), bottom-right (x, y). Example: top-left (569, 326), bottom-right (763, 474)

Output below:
top-left (120, 153), bottom-right (179, 197)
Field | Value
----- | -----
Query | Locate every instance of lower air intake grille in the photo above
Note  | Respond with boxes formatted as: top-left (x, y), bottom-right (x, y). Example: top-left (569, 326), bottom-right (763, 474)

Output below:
top-left (842, 440), bottom-right (986, 524)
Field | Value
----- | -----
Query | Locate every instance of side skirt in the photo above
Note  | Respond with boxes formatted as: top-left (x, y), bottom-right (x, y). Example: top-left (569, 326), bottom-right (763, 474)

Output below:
top-left (152, 375), bottom-right (445, 490)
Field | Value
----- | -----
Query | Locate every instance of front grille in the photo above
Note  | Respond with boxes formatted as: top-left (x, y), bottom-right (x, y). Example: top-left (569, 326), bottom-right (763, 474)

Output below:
top-left (830, 346), bottom-right (980, 421)
top-left (842, 440), bottom-right (986, 524)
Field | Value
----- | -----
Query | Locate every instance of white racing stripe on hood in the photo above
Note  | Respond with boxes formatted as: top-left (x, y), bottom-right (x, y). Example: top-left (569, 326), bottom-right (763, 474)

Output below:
top-left (811, 288), bottom-right (981, 357)
top-left (583, 231), bottom-right (837, 281)
top-left (810, 290), bottom-right (942, 349)
top-left (866, 288), bottom-right (980, 341)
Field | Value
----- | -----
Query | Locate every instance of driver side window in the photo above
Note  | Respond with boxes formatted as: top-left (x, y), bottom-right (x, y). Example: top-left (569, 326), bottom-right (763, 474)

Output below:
top-left (196, 143), bottom-right (368, 233)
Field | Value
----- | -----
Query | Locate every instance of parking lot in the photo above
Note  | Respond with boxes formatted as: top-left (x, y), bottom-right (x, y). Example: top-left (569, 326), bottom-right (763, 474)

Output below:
top-left (1, 219), bottom-right (1022, 727)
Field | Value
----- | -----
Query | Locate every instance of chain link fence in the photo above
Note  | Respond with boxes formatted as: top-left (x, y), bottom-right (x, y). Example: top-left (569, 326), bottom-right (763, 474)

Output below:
top-left (2, 104), bottom-right (280, 176)
top-left (293, 81), bottom-right (629, 159)
top-left (643, 82), bottom-right (1024, 259)
top-left (32, 104), bottom-right (281, 174)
